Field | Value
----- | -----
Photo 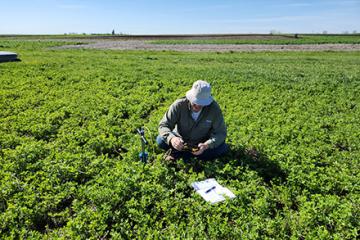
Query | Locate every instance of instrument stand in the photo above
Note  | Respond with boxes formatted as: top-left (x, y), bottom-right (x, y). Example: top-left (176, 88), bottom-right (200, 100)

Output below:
top-left (137, 127), bottom-right (148, 163)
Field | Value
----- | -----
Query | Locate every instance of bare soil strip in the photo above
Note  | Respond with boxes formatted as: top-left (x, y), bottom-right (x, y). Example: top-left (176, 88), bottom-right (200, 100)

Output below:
top-left (54, 39), bottom-right (360, 52)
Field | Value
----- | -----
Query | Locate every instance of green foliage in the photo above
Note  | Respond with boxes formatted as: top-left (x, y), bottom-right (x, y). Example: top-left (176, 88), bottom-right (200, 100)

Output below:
top-left (0, 39), bottom-right (359, 239)
top-left (0, 39), bottom-right (84, 51)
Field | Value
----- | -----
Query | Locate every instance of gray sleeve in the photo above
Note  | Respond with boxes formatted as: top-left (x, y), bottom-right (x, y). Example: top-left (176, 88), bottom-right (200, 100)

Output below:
top-left (205, 106), bottom-right (227, 149)
top-left (158, 101), bottom-right (180, 145)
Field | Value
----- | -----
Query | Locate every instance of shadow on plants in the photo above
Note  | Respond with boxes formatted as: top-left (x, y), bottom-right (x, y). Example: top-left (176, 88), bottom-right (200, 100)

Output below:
top-left (229, 145), bottom-right (287, 184)
top-left (180, 145), bottom-right (287, 185)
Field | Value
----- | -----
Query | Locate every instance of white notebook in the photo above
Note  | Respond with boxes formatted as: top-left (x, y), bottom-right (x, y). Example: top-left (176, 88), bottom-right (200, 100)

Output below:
top-left (191, 178), bottom-right (236, 204)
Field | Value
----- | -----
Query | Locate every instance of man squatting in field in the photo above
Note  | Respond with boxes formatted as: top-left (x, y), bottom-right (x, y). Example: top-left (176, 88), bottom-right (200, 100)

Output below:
top-left (157, 80), bottom-right (229, 161)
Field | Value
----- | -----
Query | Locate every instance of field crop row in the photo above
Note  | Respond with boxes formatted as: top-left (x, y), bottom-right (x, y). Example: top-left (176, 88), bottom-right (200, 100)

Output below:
top-left (0, 40), bottom-right (359, 239)
top-left (151, 34), bottom-right (360, 45)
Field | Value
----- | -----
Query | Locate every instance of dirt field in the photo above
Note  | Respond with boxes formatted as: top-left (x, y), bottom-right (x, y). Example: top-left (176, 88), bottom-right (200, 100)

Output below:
top-left (48, 34), bottom-right (360, 52)
top-left (52, 39), bottom-right (360, 52)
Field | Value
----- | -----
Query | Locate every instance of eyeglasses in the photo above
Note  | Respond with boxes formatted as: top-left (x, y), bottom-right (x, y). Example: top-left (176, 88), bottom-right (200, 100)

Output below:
top-left (191, 103), bottom-right (202, 107)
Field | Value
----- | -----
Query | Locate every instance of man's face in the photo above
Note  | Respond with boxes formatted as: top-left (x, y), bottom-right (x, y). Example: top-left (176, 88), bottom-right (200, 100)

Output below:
top-left (191, 102), bottom-right (203, 112)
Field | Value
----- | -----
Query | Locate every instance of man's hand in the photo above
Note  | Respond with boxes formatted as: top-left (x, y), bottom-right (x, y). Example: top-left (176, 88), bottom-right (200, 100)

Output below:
top-left (192, 143), bottom-right (209, 155)
top-left (170, 137), bottom-right (184, 151)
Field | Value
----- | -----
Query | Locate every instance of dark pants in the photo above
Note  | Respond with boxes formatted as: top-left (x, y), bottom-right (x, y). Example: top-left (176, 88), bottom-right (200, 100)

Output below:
top-left (156, 135), bottom-right (229, 161)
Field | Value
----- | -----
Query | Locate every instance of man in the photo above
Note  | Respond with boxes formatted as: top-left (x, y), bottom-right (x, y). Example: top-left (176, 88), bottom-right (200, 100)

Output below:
top-left (157, 80), bottom-right (228, 161)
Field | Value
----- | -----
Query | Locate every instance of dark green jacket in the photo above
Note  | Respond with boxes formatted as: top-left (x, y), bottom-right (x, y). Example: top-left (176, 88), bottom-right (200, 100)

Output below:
top-left (159, 97), bottom-right (227, 149)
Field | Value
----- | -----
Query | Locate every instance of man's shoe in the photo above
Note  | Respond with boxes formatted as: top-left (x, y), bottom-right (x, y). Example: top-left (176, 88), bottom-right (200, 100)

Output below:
top-left (163, 149), bottom-right (177, 161)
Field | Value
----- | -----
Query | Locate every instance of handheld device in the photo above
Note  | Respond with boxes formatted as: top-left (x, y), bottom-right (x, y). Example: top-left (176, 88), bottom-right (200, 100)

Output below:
top-left (183, 143), bottom-right (200, 153)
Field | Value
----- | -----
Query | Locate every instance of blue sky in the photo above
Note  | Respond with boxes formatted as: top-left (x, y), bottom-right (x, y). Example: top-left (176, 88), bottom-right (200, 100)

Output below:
top-left (1, 0), bottom-right (359, 34)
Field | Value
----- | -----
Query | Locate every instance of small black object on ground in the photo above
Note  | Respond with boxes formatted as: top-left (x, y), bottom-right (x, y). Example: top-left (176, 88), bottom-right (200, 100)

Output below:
top-left (0, 51), bottom-right (20, 62)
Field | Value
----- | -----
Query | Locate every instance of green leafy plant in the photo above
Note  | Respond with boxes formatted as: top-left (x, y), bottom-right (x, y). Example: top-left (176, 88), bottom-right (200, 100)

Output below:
top-left (0, 38), bottom-right (359, 239)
